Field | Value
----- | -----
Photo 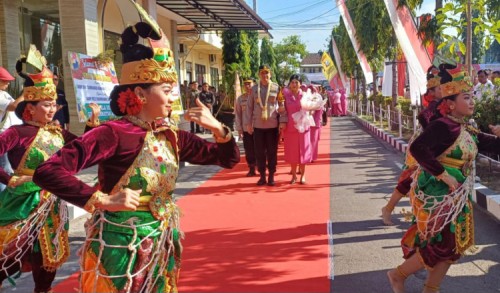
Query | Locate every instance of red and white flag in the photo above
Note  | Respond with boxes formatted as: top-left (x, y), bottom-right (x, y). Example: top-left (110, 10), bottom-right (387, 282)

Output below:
top-left (383, 0), bottom-right (432, 96)
top-left (335, 0), bottom-right (373, 84)
top-left (331, 36), bottom-right (349, 93)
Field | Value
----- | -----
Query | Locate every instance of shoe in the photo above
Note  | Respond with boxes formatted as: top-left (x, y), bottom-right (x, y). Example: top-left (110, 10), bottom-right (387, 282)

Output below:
top-left (246, 168), bottom-right (256, 177)
top-left (300, 176), bottom-right (306, 184)
top-left (290, 177), bottom-right (297, 184)
top-left (257, 175), bottom-right (267, 186)
top-left (267, 173), bottom-right (275, 186)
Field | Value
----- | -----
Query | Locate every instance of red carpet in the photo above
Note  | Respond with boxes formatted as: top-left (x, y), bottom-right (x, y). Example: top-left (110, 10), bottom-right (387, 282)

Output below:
top-left (53, 123), bottom-right (331, 293)
top-left (177, 123), bottom-right (331, 292)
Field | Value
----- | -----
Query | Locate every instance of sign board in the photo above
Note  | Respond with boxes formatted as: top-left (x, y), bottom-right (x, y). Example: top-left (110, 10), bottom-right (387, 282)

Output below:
top-left (68, 51), bottom-right (118, 122)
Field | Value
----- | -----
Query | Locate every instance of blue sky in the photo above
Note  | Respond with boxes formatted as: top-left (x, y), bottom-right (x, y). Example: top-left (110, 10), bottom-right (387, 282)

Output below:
top-left (244, 0), bottom-right (436, 53)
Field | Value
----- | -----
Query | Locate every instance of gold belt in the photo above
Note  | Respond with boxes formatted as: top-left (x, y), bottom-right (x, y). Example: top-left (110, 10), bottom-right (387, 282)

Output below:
top-left (440, 157), bottom-right (465, 169)
top-left (137, 195), bottom-right (152, 211)
top-left (15, 168), bottom-right (35, 176)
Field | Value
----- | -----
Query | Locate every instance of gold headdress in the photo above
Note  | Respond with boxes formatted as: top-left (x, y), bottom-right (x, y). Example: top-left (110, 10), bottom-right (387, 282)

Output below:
top-left (440, 64), bottom-right (473, 98)
top-left (426, 76), bottom-right (441, 89)
top-left (18, 44), bottom-right (57, 102)
top-left (119, 3), bottom-right (177, 86)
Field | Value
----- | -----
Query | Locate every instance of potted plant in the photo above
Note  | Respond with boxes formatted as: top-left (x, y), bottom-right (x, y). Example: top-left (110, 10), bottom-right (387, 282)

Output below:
top-left (216, 62), bottom-right (244, 130)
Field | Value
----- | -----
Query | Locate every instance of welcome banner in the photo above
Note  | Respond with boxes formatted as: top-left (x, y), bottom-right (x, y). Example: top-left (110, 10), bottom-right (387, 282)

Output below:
top-left (335, 0), bottom-right (373, 84)
top-left (383, 0), bottom-right (432, 97)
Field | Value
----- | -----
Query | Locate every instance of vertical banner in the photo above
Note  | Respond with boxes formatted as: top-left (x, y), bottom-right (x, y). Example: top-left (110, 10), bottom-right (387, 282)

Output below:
top-left (383, 0), bottom-right (432, 100)
top-left (331, 37), bottom-right (349, 92)
top-left (321, 52), bottom-right (338, 82)
top-left (68, 52), bottom-right (118, 122)
top-left (382, 64), bottom-right (393, 97)
top-left (335, 0), bottom-right (373, 84)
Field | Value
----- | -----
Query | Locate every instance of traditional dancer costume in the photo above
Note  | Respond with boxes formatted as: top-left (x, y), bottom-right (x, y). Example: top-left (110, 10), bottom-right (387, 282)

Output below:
top-left (33, 16), bottom-right (239, 293)
top-left (401, 66), bottom-right (500, 267)
top-left (0, 46), bottom-right (98, 292)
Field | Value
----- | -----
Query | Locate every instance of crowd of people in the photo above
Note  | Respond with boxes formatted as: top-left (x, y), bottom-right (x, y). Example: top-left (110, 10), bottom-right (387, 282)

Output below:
top-left (233, 66), bottom-right (334, 186)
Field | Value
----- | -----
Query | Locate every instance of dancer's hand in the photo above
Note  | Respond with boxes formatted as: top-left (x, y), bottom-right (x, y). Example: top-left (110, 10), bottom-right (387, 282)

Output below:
top-left (8, 175), bottom-right (32, 188)
top-left (88, 103), bottom-right (101, 125)
top-left (100, 188), bottom-right (140, 211)
top-left (489, 124), bottom-right (500, 137)
top-left (439, 172), bottom-right (460, 192)
top-left (184, 98), bottom-right (224, 136)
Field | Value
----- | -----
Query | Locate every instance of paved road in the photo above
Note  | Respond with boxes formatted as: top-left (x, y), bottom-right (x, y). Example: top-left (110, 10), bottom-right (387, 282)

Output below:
top-left (330, 117), bottom-right (500, 293)
top-left (3, 118), bottom-right (499, 292)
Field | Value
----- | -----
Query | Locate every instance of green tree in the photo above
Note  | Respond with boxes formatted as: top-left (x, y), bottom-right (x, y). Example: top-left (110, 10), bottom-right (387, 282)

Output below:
top-left (436, 0), bottom-right (500, 63)
top-left (273, 35), bottom-right (307, 85)
top-left (221, 29), bottom-right (251, 110)
top-left (260, 37), bottom-right (277, 81)
top-left (350, 0), bottom-right (395, 96)
top-left (247, 30), bottom-right (260, 79)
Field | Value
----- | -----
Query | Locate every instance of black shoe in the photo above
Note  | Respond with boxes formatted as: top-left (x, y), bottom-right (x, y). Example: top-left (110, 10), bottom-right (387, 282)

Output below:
top-left (257, 176), bottom-right (267, 186)
top-left (246, 168), bottom-right (256, 177)
top-left (267, 173), bottom-right (275, 186)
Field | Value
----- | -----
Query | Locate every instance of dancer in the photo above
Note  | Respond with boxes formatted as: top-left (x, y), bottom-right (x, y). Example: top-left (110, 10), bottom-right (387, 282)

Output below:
top-left (245, 65), bottom-right (281, 186)
top-left (280, 75), bottom-right (312, 184)
top-left (34, 21), bottom-right (239, 293)
top-left (381, 69), bottom-right (443, 225)
top-left (235, 78), bottom-right (256, 176)
top-left (387, 64), bottom-right (500, 293)
top-left (0, 52), bottom-right (100, 293)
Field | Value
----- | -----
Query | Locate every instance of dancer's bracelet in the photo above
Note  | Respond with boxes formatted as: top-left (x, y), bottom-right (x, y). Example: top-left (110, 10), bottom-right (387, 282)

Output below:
top-left (435, 170), bottom-right (449, 181)
top-left (7, 176), bottom-right (19, 188)
top-left (213, 124), bottom-right (232, 143)
top-left (84, 190), bottom-right (106, 213)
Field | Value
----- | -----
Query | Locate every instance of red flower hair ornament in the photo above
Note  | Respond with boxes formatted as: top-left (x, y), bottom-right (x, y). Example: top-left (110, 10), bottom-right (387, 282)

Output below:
top-left (22, 107), bottom-right (33, 121)
top-left (437, 100), bottom-right (452, 116)
top-left (118, 88), bottom-right (144, 115)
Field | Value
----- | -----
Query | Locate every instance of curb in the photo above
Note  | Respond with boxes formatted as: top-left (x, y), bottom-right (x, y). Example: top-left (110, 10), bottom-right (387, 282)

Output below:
top-left (351, 114), bottom-right (500, 222)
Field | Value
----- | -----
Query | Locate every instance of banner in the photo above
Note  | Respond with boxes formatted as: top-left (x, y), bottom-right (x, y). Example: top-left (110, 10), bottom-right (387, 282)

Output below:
top-left (335, 0), bottom-right (373, 84)
top-left (68, 51), bottom-right (118, 122)
top-left (382, 64), bottom-right (393, 97)
top-left (321, 52), bottom-right (338, 82)
top-left (383, 0), bottom-right (432, 97)
top-left (331, 37), bottom-right (348, 91)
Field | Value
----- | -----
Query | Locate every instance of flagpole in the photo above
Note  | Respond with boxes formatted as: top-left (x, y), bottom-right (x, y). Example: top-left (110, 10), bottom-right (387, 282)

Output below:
top-left (466, 0), bottom-right (472, 75)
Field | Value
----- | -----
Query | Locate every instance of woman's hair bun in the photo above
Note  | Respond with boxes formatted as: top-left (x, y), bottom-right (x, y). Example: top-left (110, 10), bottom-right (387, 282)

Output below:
top-left (120, 22), bottom-right (161, 62)
top-left (15, 57), bottom-right (34, 87)
top-left (438, 63), bottom-right (456, 84)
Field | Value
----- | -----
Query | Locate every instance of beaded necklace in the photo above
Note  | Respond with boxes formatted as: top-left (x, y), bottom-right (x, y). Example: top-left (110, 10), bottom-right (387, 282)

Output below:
top-left (257, 81), bottom-right (272, 120)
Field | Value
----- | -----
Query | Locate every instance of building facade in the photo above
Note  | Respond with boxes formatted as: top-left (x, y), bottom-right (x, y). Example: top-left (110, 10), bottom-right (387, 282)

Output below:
top-left (0, 0), bottom-right (269, 133)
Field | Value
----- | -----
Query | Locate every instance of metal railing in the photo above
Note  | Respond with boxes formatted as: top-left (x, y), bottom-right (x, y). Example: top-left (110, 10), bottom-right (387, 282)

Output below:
top-left (349, 99), bottom-right (418, 139)
top-left (348, 99), bottom-right (500, 190)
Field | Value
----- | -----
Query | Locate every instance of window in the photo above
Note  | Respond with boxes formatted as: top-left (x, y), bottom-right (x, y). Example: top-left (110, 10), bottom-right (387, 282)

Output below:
top-left (19, 7), bottom-right (62, 74)
top-left (186, 62), bottom-right (193, 83)
top-left (210, 67), bottom-right (219, 90)
top-left (195, 63), bottom-right (206, 84)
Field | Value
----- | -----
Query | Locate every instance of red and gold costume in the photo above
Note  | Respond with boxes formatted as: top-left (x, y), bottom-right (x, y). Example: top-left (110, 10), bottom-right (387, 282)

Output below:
top-left (34, 9), bottom-right (239, 292)
top-left (401, 67), bottom-right (500, 267)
